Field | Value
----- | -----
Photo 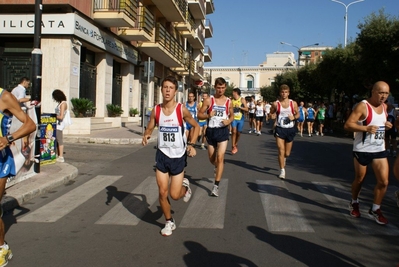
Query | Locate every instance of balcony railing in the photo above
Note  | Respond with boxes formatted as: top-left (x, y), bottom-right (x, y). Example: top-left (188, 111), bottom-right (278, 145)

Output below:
top-left (204, 19), bottom-right (213, 38)
top-left (152, 0), bottom-right (187, 22)
top-left (204, 45), bottom-right (212, 62)
top-left (188, 0), bottom-right (206, 19)
top-left (139, 7), bottom-right (155, 35)
top-left (206, 0), bottom-right (215, 15)
top-left (94, 0), bottom-right (138, 22)
top-left (156, 23), bottom-right (185, 61)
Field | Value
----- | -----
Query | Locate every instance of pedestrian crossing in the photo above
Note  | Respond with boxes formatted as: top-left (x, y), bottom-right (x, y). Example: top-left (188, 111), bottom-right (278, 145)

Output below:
top-left (18, 175), bottom-right (399, 235)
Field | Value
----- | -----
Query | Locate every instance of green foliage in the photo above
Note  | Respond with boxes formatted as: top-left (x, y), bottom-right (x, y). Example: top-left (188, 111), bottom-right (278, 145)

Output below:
top-left (260, 86), bottom-right (278, 102)
top-left (70, 98), bottom-right (95, 117)
top-left (129, 107), bottom-right (139, 117)
top-left (224, 82), bottom-right (236, 98)
top-left (356, 9), bottom-right (399, 97)
top-left (270, 9), bottom-right (399, 102)
top-left (106, 104), bottom-right (124, 117)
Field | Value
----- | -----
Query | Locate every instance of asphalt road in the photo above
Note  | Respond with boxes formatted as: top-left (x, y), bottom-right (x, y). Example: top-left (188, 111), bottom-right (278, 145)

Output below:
top-left (3, 124), bottom-right (399, 267)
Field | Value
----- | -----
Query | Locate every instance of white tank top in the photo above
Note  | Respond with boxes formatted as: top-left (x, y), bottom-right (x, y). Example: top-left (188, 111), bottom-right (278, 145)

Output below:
top-left (255, 104), bottom-right (264, 117)
top-left (156, 103), bottom-right (187, 158)
top-left (353, 100), bottom-right (387, 153)
top-left (208, 96), bottom-right (230, 128)
top-left (276, 100), bottom-right (295, 128)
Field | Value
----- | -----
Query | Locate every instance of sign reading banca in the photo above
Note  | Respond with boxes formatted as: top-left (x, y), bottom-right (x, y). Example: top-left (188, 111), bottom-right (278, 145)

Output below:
top-left (0, 13), bottom-right (138, 64)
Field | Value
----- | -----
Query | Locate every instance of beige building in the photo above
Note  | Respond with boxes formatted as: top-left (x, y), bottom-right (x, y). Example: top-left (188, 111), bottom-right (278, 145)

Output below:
top-left (204, 52), bottom-right (296, 99)
top-left (204, 47), bottom-right (333, 100)
top-left (0, 0), bottom-right (214, 134)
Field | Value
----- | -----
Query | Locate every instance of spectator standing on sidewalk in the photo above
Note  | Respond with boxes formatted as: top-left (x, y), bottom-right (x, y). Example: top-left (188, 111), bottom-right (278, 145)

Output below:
top-left (53, 89), bottom-right (71, 163)
top-left (142, 76), bottom-right (199, 236)
top-left (344, 81), bottom-right (391, 225)
top-left (11, 77), bottom-right (31, 105)
top-left (0, 87), bottom-right (36, 266)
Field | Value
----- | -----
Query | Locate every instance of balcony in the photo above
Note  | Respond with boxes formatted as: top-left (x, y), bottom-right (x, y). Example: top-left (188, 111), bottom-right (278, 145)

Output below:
top-left (151, 0), bottom-right (186, 22)
top-left (117, 6), bottom-right (154, 41)
top-left (187, 25), bottom-right (205, 49)
top-left (206, 0), bottom-right (215, 14)
top-left (204, 45), bottom-right (212, 62)
top-left (175, 11), bottom-right (195, 32)
top-left (93, 0), bottom-right (138, 27)
top-left (187, 0), bottom-right (206, 20)
top-left (139, 23), bottom-right (184, 67)
top-left (204, 19), bottom-right (213, 38)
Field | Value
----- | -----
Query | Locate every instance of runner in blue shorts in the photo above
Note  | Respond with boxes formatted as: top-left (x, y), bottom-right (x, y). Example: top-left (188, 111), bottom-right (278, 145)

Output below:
top-left (270, 84), bottom-right (299, 179)
top-left (230, 88), bottom-right (248, 154)
top-left (0, 87), bottom-right (35, 265)
top-left (197, 77), bottom-right (234, 197)
top-left (143, 76), bottom-right (200, 236)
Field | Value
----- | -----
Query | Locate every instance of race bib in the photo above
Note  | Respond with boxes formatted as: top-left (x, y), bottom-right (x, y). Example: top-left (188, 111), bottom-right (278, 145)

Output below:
top-left (370, 126), bottom-right (385, 146)
top-left (159, 126), bottom-right (179, 148)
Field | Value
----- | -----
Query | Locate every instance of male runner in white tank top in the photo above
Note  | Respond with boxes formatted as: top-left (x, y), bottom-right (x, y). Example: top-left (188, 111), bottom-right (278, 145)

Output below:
top-left (270, 84), bottom-right (299, 179)
top-left (197, 77), bottom-right (234, 197)
top-left (142, 76), bottom-right (200, 236)
top-left (344, 81), bottom-right (392, 225)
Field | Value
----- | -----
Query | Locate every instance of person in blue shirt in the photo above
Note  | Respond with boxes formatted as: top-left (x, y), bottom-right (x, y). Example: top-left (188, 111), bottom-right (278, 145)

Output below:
top-left (306, 103), bottom-right (316, 137)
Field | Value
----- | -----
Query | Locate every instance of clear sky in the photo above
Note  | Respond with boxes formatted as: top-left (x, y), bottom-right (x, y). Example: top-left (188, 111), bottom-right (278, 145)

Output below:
top-left (205, 0), bottom-right (399, 67)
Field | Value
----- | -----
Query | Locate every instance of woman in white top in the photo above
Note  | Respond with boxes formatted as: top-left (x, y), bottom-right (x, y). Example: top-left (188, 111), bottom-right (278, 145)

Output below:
top-left (52, 89), bottom-right (69, 163)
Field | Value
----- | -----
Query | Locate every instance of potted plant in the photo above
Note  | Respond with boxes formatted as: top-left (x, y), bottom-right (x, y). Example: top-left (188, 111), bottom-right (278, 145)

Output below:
top-left (129, 108), bottom-right (139, 117)
top-left (106, 104), bottom-right (124, 117)
top-left (71, 98), bottom-right (95, 117)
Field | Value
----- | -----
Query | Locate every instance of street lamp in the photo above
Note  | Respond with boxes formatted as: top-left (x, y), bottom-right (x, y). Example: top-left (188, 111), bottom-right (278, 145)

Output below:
top-left (331, 0), bottom-right (365, 47)
top-left (280, 42), bottom-right (319, 67)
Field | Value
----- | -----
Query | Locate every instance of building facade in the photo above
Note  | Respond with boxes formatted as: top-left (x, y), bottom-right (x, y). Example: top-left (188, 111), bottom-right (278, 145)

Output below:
top-left (0, 0), bottom-right (214, 133)
top-left (204, 47), bottom-right (333, 100)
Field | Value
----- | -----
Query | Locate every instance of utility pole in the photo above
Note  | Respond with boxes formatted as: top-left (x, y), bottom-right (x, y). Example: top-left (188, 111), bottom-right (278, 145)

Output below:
top-left (32, 0), bottom-right (43, 172)
top-left (331, 0), bottom-right (365, 47)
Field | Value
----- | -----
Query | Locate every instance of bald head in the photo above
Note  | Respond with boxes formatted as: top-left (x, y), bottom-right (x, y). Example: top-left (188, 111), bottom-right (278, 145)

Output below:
top-left (372, 81), bottom-right (389, 91)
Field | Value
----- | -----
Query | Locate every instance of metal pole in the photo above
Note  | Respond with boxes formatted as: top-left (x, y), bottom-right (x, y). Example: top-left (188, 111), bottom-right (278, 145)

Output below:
top-left (331, 0), bottom-right (365, 47)
top-left (141, 57), bottom-right (151, 135)
top-left (32, 0), bottom-right (42, 173)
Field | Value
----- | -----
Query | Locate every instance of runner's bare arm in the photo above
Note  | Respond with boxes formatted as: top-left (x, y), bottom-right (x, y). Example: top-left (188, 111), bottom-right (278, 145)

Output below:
top-left (142, 108), bottom-right (156, 145)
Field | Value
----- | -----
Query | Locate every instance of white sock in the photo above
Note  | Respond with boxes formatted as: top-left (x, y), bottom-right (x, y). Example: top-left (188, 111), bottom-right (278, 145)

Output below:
top-left (280, 168), bottom-right (285, 172)
top-left (351, 199), bottom-right (358, 204)
top-left (372, 204), bottom-right (380, 211)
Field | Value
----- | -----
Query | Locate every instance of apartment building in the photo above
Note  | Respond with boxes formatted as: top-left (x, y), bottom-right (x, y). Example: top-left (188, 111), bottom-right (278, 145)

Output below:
top-left (0, 0), bottom-right (214, 133)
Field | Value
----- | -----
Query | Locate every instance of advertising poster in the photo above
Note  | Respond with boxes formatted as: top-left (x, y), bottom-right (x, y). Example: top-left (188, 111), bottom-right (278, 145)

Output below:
top-left (40, 113), bottom-right (57, 165)
top-left (6, 105), bottom-right (38, 188)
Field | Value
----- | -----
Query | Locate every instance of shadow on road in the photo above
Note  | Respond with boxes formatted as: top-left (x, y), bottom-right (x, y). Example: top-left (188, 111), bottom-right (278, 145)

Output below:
top-left (247, 225), bottom-right (366, 267)
top-left (183, 241), bottom-right (257, 267)
top-left (105, 186), bottom-right (163, 228)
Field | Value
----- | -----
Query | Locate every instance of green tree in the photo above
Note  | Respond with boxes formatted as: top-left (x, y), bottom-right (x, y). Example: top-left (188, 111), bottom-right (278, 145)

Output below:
top-left (260, 85), bottom-right (278, 102)
top-left (224, 82), bottom-right (236, 98)
top-left (355, 9), bottom-right (399, 97)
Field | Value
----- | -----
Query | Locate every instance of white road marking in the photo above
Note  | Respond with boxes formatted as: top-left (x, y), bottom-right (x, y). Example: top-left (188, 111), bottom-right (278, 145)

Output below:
top-left (95, 176), bottom-right (158, 226)
top-left (179, 179), bottom-right (228, 229)
top-left (257, 180), bottom-right (314, 232)
top-left (19, 175), bottom-right (123, 223)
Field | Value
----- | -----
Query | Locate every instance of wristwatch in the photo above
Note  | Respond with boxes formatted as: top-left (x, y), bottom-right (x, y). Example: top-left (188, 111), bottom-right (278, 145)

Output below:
top-left (6, 135), bottom-right (14, 144)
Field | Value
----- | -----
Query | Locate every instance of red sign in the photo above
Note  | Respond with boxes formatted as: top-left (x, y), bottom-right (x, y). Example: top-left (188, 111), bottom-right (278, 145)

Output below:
top-left (195, 80), bottom-right (204, 87)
